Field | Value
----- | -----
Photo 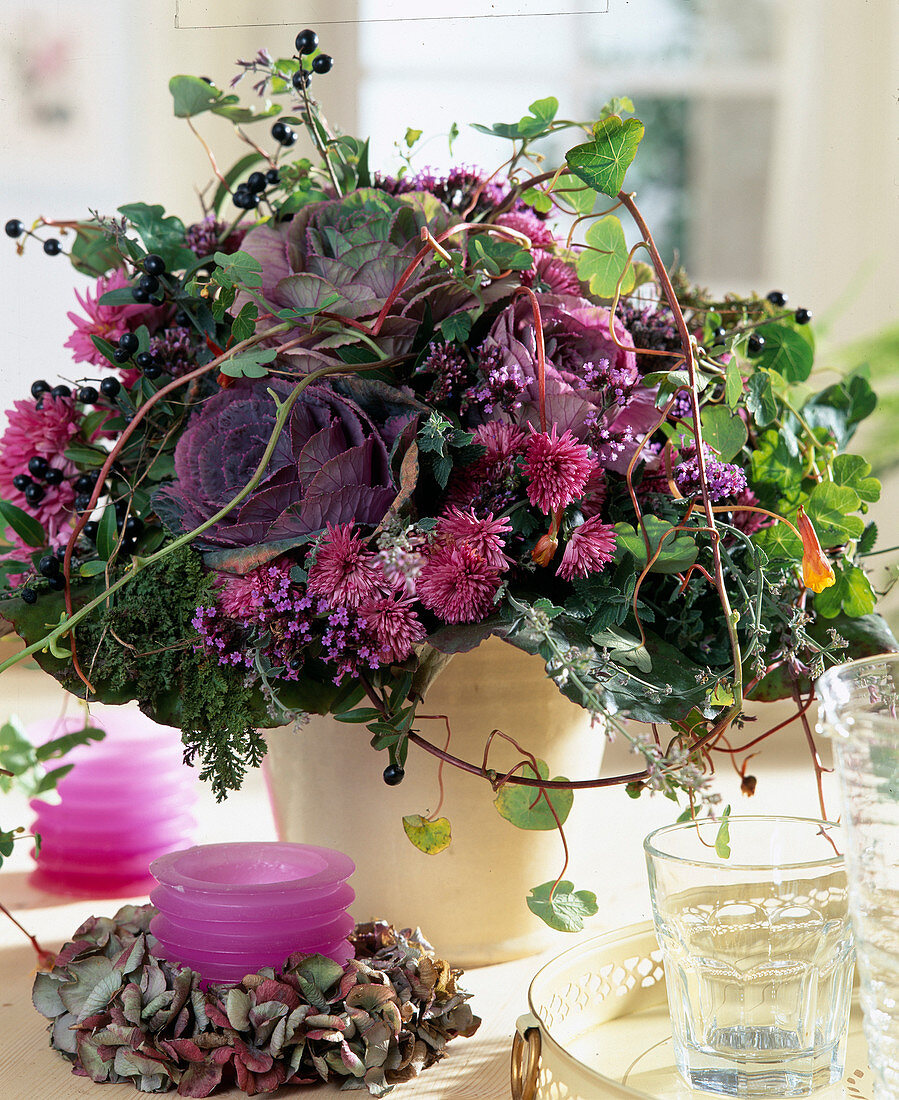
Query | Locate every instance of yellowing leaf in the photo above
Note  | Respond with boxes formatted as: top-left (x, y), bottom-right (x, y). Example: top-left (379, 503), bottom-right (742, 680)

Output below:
top-left (402, 814), bottom-right (451, 854)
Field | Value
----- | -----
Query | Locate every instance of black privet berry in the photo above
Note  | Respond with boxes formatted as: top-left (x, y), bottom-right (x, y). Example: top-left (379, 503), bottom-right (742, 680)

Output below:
top-left (311, 54), bottom-right (333, 75)
top-left (113, 347), bottom-right (132, 364)
top-left (82, 520), bottom-right (99, 541)
top-left (271, 121), bottom-right (297, 147)
top-left (292, 70), bottom-right (310, 91)
top-left (74, 493), bottom-right (92, 512)
top-left (5, 219), bottom-right (24, 238)
top-left (28, 456), bottom-right (49, 479)
top-left (114, 499), bottom-right (129, 522)
top-left (382, 764), bottom-right (405, 786)
top-left (100, 376), bottom-right (121, 399)
top-left (44, 467), bottom-right (64, 486)
top-left (50, 385), bottom-right (71, 399)
top-left (295, 28), bottom-right (318, 54)
top-left (246, 171), bottom-right (267, 194)
top-left (139, 273), bottom-right (160, 294)
top-left (38, 554), bottom-right (59, 578)
top-left (142, 362), bottom-right (163, 380)
top-left (124, 515), bottom-right (144, 537)
top-left (24, 483), bottom-right (45, 505)
top-left (48, 575), bottom-right (66, 591)
top-left (766, 290), bottom-right (788, 307)
top-left (265, 168), bottom-right (280, 186)
top-left (30, 380), bottom-right (51, 399)
top-left (795, 307), bottom-right (812, 325)
top-left (12, 474), bottom-right (32, 492)
top-left (73, 473), bottom-right (96, 494)
top-left (131, 285), bottom-right (150, 303)
top-left (42, 238), bottom-right (61, 256)
top-left (118, 332), bottom-right (140, 354)
top-left (135, 352), bottom-right (154, 369)
top-left (712, 326), bottom-right (727, 340)
top-left (20, 587), bottom-right (37, 605)
top-left (747, 332), bottom-right (766, 354)
top-left (143, 254), bottom-right (165, 276)
top-left (77, 385), bottom-right (99, 404)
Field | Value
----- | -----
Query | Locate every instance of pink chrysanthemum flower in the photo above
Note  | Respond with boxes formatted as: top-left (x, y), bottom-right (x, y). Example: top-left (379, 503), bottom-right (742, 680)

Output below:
top-left (435, 506), bottom-right (512, 571)
top-left (64, 269), bottom-right (159, 367)
top-left (495, 210), bottom-right (557, 250)
top-left (522, 425), bottom-right (595, 515)
top-left (556, 516), bottom-right (617, 580)
top-left (417, 543), bottom-right (502, 623)
top-left (0, 396), bottom-right (81, 542)
top-left (217, 558), bottom-right (292, 623)
top-left (306, 523), bottom-right (386, 608)
top-left (360, 582), bottom-right (427, 662)
top-left (476, 420), bottom-right (528, 462)
top-left (521, 252), bottom-right (583, 296)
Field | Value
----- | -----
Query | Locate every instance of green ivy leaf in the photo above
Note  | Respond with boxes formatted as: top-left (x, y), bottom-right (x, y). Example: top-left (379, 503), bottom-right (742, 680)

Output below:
top-left (613, 516), bottom-right (698, 574)
top-left (230, 301), bottom-right (259, 344)
top-left (745, 371), bottom-right (778, 426)
top-left (526, 879), bottom-right (598, 933)
top-left (0, 500), bottom-right (45, 548)
top-left (471, 96), bottom-right (558, 141)
top-left (467, 236), bottom-right (532, 275)
top-left (69, 222), bottom-right (123, 278)
top-left (550, 172), bottom-right (597, 216)
top-left (402, 814), bottom-right (451, 854)
top-left (169, 74), bottom-right (220, 118)
top-left (438, 312), bottom-right (473, 344)
top-left (831, 454), bottom-right (881, 504)
top-left (701, 404), bottom-right (748, 462)
top-left (520, 186), bottom-right (553, 214)
top-left (404, 127), bottom-right (423, 148)
top-left (219, 348), bottom-right (277, 379)
top-left (806, 481), bottom-right (865, 547)
top-left (493, 760), bottom-right (573, 831)
top-left (79, 560), bottom-right (109, 578)
top-left (117, 203), bottom-right (193, 271)
top-left (814, 563), bottom-right (876, 619)
top-left (753, 322), bottom-right (815, 383)
top-left (213, 249), bottom-right (264, 290)
top-left (575, 216), bottom-right (635, 298)
top-left (565, 115), bottom-right (645, 198)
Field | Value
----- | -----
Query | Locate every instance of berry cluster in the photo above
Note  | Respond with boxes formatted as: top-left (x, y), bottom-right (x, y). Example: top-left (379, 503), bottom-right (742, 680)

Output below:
top-left (267, 29), bottom-right (333, 152)
top-left (233, 168), bottom-right (280, 211)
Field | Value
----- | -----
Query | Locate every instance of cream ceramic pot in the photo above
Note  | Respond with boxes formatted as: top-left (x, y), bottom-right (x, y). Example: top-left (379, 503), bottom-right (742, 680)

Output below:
top-left (263, 636), bottom-right (607, 966)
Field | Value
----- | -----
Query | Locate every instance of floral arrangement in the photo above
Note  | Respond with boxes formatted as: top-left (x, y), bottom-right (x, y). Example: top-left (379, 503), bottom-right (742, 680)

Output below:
top-left (1, 31), bottom-right (895, 926)
top-left (33, 906), bottom-right (478, 1097)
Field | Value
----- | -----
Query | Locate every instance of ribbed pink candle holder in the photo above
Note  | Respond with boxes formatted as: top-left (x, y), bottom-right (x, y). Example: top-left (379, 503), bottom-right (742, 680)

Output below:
top-left (29, 710), bottom-right (198, 896)
top-left (149, 842), bottom-right (355, 984)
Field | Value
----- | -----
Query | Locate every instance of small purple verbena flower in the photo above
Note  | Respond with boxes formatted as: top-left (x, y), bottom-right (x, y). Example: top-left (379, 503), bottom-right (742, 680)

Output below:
top-left (674, 444), bottom-right (747, 502)
top-left (415, 341), bottom-right (469, 403)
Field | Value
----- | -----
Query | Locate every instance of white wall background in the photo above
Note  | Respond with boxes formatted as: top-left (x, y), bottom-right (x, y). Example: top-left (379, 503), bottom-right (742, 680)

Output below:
top-left (0, 0), bottom-right (895, 420)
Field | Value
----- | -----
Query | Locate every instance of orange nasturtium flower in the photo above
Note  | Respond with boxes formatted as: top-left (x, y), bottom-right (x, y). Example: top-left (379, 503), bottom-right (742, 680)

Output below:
top-left (797, 505), bottom-right (835, 593)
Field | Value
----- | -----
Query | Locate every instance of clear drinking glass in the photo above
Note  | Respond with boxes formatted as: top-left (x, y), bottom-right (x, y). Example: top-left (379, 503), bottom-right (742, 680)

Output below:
top-left (644, 816), bottom-right (854, 1097)
top-left (817, 654), bottom-right (899, 1099)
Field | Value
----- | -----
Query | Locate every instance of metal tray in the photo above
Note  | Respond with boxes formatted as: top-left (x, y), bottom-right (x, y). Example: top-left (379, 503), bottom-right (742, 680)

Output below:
top-left (512, 921), bottom-right (872, 1099)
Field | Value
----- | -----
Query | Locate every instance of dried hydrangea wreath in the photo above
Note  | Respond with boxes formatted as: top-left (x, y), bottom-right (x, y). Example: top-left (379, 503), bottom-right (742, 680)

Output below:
top-left (33, 906), bottom-right (479, 1097)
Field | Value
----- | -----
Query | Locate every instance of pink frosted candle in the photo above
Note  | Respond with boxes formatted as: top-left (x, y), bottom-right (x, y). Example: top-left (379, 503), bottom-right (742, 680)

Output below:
top-left (29, 711), bottom-right (198, 896)
top-left (149, 842), bottom-right (355, 984)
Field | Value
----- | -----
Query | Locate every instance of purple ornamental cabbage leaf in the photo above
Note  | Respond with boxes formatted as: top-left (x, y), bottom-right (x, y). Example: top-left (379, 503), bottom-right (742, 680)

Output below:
top-left (482, 293), bottom-right (659, 473)
top-left (153, 379), bottom-right (395, 555)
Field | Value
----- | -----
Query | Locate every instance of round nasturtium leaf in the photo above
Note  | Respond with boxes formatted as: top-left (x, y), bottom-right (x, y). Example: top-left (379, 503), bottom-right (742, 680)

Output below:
top-left (493, 759), bottom-right (573, 830)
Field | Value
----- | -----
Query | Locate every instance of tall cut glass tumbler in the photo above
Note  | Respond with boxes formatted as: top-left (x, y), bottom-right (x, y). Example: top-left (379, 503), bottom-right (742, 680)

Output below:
top-left (645, 816), bottom-right (853, 1097)
top-left (818, 654), bottom-right (899, 1099)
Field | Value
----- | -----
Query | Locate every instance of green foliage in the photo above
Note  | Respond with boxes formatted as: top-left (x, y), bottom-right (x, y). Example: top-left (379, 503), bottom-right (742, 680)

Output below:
top-left (753, 322), bottom-right (814, 383)
top-left (416, 412), bottom-right (475, 489)
top-left (168, 74), bottom-right (279, 125)
top-left (0, 500), bottom-right (45, 548)
top-left (565, 114), bottom-right (645, 198)
top-left (493, 760), bottom-right (573, 830)
top-left (813, 563), bottom-right (876, 619)
top-left (471, 96), bottom-right (559, 141)
top-left (613, 516), bottom-right (698, 574)
top-left (701, 404), bottom-right (748, 462)
top-left (117, 203), bottom-right (194, 271)
top-left (575, 216), bottom-right (635, 298)
top-left (715, 806), bottom-right (731, 858)
top-left (526, 879), bottom-right (598, 933)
